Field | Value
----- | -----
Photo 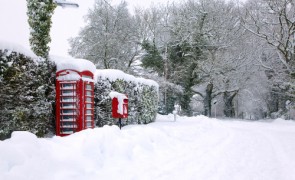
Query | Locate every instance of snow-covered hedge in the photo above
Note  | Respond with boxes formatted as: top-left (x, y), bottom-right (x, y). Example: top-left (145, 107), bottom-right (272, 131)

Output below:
top-left (95, 69), bottom-right (159, 127)
top-left (0, 44), bottom-right (158, 139)
top-left (0, 42), bottom-right (55, 139)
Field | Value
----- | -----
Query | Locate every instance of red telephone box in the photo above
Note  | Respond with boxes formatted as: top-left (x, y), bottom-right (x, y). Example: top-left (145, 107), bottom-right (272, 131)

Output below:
top-left (56, 69), bottom-right (95, 136)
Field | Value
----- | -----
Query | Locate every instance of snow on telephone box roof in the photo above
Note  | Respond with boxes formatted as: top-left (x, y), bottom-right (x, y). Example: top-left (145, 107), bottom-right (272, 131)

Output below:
top-left (50, 55), bottom-right (96, 75)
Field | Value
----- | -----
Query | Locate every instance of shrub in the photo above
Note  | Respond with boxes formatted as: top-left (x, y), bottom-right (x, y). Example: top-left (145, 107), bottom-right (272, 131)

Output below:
top-left (0, 48), bottom-right (55, 139)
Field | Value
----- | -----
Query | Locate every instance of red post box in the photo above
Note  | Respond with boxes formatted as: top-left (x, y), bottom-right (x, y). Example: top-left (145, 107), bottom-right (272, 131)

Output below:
top-left (110, 92), bottom-right (128, 118)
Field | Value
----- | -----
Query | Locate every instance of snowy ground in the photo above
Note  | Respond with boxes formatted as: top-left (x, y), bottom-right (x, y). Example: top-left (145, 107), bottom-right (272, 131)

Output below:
top-left (1, 115), bottom-right (295, 180)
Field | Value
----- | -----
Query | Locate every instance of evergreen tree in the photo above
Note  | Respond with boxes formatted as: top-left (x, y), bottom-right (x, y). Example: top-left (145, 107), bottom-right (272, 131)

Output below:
top-left (26, 0), bottom-right (56, 59)
top-left (141, 40), bottom-right (164, 75)
top-left (169, 41), bottom-right (203, 116)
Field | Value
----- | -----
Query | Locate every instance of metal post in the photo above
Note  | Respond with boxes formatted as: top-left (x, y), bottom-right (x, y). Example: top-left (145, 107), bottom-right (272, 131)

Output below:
top-left (119, 118), bottom-right (122, 130)
top-left (213, 100), bottom-right (217, 118)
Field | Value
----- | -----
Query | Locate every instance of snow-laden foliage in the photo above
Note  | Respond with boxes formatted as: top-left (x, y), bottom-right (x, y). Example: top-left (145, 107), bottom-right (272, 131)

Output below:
top-left (0, 49), bottom-right (55, 139)
top-left (27, 0), bottom-right (56, 58)
top-left (94, 70), bottom-right (158, 127)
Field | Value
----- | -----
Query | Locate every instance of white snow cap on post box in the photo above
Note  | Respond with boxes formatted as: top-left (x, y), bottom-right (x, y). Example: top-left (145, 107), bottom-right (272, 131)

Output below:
top-left (109, 91), bottom-right (128, 115)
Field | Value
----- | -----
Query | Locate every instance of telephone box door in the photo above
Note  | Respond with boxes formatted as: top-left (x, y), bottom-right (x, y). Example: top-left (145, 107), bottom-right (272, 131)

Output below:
top-left (56, 81), bottom-right (79, 136)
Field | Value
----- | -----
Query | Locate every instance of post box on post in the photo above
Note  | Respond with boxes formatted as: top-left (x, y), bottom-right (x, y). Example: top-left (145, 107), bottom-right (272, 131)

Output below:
top-left (109, 92), bottom-right (128, 129)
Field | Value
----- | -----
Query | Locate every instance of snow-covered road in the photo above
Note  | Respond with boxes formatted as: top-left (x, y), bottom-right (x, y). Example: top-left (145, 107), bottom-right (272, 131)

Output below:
top-left (1, 115), bottom-right (295, 180)
top-left (146, 115), bottom-right (295, 180)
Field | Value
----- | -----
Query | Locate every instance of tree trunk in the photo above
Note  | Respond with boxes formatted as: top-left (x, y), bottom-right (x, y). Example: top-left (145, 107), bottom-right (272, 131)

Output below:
top-left (223, 91), bottom-right (238, 117)
top-left (204, 83), bottom-right (213, 117)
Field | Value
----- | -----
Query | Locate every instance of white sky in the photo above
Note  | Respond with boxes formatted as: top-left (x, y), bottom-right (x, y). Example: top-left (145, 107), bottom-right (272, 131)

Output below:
top-left (0, 0), bottom-right (173, 57)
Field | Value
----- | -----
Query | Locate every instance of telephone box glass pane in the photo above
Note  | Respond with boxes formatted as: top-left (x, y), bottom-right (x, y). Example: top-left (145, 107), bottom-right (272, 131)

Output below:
top-left (86, 104), bottom-right (92, 108)
top-left (86, 122), bottom-right (92, 127)
top-left (62, 84), bottom-right (75, 89)
top-left (61, 122), bottom-right (76, 127)
top-left (86, 84), bottom-right (92, 90)
top-left (86, 91), bottom-right (92, 96)
top-left (61, 90), bottom-right (75, 96)
top-left (86, 110), bottom-right (92, 114)
top-left (62, 90), bottom-right (71, 93)
top-left (62, 97), bottom-right (75, 102)
top-left (62, 109), bottom-right (76, 114)
top-left (61, 104), bottom-right (76, 108)
top-left (86, 116), bottom-right (92, 120)
top-left (86, 97), bottom-right (92, 102)
top-left (61, 116), bottom-right (75, 120)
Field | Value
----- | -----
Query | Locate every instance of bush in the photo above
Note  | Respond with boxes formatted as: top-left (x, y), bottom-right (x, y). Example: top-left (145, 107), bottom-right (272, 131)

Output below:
top-left (0, 49), bottom-right (55, 139)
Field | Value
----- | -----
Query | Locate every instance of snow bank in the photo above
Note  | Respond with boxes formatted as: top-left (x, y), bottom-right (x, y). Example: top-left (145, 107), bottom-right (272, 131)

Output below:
top-left (50, 55), bottom-right (96, 75)
top-left (0, 40), bottom-right (38, 59)
top-left (1, 116), bottom-right (295, 180)
top-left (272, 118), bottom-right (295, 125)
top-left (95, 69), bottom-right (159, 88)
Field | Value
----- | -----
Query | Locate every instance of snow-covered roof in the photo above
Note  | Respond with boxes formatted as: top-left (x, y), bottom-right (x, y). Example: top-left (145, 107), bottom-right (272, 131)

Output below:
top-left (0, 40), bottom-right (38, 59)
top-left (95, 69), bottom-right (159, 88)
top-left (50, 55), bottom-right (96, 75)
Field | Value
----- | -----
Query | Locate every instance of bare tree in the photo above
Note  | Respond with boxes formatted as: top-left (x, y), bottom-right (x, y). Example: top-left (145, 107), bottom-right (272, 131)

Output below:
top-left (241, 0), bottom-right (295, 72)
top-left (241, 0), bottom-right (295, 116)
top-left (69, 0), bottom-right (140, 71)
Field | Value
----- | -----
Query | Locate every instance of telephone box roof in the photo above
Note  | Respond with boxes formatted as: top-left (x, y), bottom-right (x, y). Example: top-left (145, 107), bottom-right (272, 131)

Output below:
top-left (50, 55), bottom-right (96, 74)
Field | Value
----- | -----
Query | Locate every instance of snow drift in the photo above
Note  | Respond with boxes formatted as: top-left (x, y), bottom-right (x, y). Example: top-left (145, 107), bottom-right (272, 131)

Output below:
top-left (1, 115), bottom-right (295, 180)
